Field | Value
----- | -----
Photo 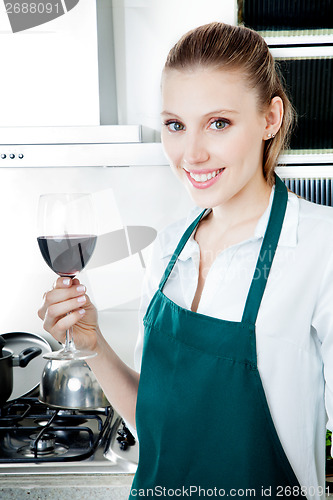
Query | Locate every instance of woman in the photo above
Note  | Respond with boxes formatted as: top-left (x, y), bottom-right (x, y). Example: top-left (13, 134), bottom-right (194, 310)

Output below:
top-left (39, 23), bottom-right (333, 499)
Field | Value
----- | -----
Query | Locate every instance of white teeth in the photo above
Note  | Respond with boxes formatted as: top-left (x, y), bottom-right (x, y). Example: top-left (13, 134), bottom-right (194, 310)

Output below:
top-left (189, 168), bottom-right (223, 182)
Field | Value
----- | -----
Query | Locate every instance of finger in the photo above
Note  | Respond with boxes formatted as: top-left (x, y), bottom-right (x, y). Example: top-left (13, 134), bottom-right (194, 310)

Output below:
top-left (53, 276), bottom-right (80, 289)
top-left (38, 281), bottom-right (86, 321)
top-left (44, 283), bottom-right (86, 307)
top-left (47, 309), bottom-right (86, 343)
top-left (38, 285), bottom-right (57, 320)
top-left (46, 295), bottom-right (87, 324)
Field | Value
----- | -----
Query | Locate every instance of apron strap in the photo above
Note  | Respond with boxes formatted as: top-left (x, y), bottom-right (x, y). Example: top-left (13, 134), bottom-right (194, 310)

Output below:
top-left (159, 174), bottom-right (288, 324)
top-left (241, 174), bottom-right (288, 324)
top-left (159, 209), bottom-right (207, 291)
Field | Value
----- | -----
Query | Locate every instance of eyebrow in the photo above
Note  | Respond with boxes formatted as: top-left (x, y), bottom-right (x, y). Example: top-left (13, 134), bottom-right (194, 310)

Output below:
top-left (160, 109), bottom-right (240, 117)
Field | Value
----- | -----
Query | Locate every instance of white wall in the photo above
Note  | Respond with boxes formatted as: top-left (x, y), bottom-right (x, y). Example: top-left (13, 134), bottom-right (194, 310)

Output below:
top-left (0, 0), bottom-right (237, 128)
top-left (0, 165), bottom-right (194, 368)
top-left (112, 0), bottom-right (237, 134)
top-left (0, 0), bottom-right (100, 126)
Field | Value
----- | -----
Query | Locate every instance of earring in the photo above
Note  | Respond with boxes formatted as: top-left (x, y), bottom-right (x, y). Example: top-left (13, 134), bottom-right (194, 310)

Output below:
top-left (267, 133), bottom-right (275, 139)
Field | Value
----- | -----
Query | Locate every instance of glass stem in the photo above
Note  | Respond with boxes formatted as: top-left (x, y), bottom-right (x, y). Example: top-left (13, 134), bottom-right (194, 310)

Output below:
top-left (63, 276), bottom-right (75, 353)
top-left (64, 317), bottom-right (75, 352)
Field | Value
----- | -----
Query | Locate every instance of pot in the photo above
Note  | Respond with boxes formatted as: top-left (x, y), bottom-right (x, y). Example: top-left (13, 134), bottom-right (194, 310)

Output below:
top-left (39, 358), bottom-right (110, 410)
top-left (0, 346), bottom-right (42, 405)
top-left (0, 331), bottom-right (52, 401)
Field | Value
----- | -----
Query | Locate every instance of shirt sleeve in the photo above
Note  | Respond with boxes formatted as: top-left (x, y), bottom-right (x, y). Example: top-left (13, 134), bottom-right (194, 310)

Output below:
top-left (311, 251), bottom-right (333, 457)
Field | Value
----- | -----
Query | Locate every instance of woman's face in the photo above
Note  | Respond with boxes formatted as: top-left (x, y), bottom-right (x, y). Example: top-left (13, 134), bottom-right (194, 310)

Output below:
top-left (161, 67), bottom-right (270, 209)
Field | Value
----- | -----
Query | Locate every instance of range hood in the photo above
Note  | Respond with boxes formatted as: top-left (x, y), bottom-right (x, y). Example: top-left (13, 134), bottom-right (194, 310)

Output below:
top-left (0, 125), bottom-right (332, 169)
top-left (0, 125), bottom-right (168, 167)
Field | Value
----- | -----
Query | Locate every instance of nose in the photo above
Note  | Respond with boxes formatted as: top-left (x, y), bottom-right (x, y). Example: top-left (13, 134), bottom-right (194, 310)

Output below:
top-left (183, 132), bottom-right (209, 166)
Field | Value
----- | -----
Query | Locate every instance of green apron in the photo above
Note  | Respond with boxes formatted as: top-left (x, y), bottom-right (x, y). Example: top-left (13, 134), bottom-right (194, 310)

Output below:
top-left (131, 175), bottom-right (301, 498)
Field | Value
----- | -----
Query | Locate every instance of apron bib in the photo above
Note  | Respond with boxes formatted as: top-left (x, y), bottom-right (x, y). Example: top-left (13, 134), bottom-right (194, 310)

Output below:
top-left (131, 175), bottom-right (301, 498)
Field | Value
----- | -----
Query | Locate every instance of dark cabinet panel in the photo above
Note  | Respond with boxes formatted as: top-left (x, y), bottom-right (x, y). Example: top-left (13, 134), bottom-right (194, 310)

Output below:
top-left (277, 57), bottom-right (333, 150)
top-left (239, 0), bottom-right (333, 31)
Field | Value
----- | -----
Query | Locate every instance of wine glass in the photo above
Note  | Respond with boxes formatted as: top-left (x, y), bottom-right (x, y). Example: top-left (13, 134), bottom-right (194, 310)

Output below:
top-left (37, 193), bottom-right (97, 361)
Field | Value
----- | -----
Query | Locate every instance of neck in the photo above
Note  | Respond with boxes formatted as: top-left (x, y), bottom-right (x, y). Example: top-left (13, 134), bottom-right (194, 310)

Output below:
top-left (209, 171), bottom-right (273, 231)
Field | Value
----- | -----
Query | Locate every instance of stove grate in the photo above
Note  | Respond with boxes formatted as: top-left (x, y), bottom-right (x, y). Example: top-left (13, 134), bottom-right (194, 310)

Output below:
top-left (0, 397), bottom-right (113, 463)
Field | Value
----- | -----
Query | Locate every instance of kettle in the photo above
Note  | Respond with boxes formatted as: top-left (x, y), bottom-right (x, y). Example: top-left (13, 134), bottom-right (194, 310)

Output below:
top-left (39, 358), bottom-right (110, 409)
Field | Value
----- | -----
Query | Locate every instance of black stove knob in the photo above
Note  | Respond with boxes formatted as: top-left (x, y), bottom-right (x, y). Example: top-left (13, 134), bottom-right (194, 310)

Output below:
top-left (9, 154), bottom-right (15, 159)
top-left (1, 154), bottom-right (6, 159)
top-left (119, 440), bottom-right (129, 451)
top-left (18, 154), bottom-right (24, 159)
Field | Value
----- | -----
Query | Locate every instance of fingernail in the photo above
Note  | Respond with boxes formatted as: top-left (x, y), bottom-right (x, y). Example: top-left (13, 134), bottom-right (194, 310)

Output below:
top-left (63, 278), bottom-right (71, 286)
top-left (78, 309), bottom-right (86, 315)
top-left (76, 285), bottom-right (85, 293)
top-left (77, 295), bottom-right (86, 303)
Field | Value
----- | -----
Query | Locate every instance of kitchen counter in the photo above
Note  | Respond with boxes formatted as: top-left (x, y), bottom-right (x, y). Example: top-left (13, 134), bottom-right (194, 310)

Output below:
top-left (0, 473), bottom-right (134, 500)
top-left (1, 474), bottom-right (333, 499)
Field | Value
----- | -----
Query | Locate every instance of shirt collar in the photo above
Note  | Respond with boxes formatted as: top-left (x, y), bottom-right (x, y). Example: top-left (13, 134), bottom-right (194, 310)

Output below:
top-left (160, 184), bottom-right (299, 261)
top-left (254, 185), bottom-right (299, 248)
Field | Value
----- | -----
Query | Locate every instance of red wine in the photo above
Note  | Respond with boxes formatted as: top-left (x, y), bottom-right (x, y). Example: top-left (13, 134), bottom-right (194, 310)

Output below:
top-left (37, 235), bottom-right (97, 277)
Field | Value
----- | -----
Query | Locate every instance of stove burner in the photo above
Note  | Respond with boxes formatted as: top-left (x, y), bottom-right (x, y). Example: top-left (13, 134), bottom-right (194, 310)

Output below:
top-left (31, 432), bottom-right (56, 452)
top-left (17, 443), bottom-right (69, 458)
top-left (17, 432), bottom-right (69, 458)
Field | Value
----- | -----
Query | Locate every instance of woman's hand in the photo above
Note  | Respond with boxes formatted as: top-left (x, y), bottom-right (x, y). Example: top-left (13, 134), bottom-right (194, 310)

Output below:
top-left (39, 278), bottom-right (140, 428)
top-left (38, 277), bottom-right (99, 352)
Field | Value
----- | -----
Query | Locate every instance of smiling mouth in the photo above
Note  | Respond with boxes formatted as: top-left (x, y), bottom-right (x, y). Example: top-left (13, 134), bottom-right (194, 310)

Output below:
top-left (182, 167), bottom-right (226, 190)
top-left (186, 168), bottom-right (224, 183)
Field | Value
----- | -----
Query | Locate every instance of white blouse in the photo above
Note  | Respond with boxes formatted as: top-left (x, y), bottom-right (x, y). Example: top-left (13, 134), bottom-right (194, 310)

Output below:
top-left (134, 185), bottom-right (333, 499)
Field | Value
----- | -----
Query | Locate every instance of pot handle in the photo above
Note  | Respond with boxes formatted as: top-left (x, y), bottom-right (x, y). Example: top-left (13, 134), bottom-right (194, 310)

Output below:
top-left (12, 347), bottom-right (42, 368)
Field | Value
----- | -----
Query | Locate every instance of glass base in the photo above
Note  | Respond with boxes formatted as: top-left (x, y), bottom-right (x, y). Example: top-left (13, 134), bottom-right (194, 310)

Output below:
top-left (43, 348), bottom-right (98, 361)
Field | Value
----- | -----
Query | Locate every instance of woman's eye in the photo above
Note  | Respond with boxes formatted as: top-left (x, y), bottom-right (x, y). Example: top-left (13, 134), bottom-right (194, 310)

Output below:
top-left (209, 120), bottom-right (228, 130)
top-left (165, 121), bottom-right (185, 132)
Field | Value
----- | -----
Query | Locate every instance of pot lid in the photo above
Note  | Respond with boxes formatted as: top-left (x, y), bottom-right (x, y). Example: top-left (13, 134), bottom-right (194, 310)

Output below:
top-left (1, 332), bottom-right (52, 401)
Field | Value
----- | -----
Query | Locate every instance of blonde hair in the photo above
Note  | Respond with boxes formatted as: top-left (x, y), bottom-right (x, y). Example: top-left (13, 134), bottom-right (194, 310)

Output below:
top-left (164, 22), bottom-right (296, 186)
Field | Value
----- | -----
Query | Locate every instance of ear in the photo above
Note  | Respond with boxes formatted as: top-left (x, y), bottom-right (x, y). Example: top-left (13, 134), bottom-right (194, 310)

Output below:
top-left (263, 96), bottom-right (284, 140)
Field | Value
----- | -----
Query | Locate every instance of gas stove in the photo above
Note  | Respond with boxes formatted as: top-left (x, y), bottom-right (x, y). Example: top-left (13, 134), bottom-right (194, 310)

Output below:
top-left (0, 396), bottom-right (138, 475)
